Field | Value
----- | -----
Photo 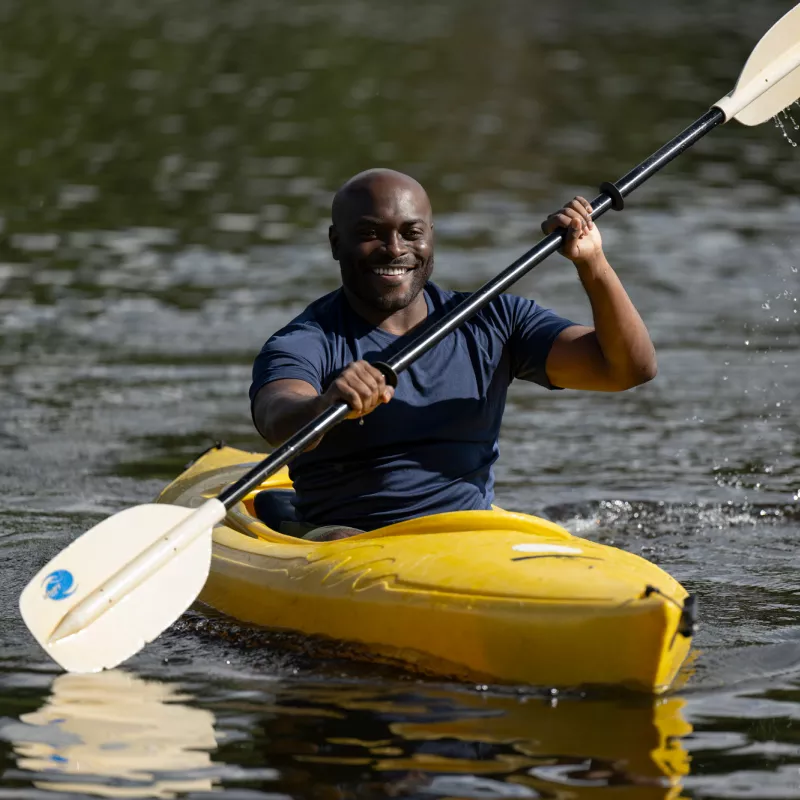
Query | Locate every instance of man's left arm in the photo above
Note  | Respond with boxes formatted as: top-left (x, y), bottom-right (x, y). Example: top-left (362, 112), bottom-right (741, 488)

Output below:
top-left (542, 196), bottom-right (657, 392)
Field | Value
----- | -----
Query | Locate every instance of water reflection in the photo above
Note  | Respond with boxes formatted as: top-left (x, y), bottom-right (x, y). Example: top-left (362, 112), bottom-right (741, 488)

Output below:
top-left (231, 682), bottom-right (692, 799)
top-left (5, 671), bottom-right (218, 798)
top-left (1, 668), bottom-right (693, 798)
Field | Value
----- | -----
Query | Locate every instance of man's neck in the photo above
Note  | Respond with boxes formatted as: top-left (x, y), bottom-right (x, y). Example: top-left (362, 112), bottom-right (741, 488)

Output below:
top-left (342, 287), bottom-right (429, 336)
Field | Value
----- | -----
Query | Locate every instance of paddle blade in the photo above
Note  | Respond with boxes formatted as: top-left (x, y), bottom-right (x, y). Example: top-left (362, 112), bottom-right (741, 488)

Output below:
top-left (19, 504), bottom-right (212, 673)
top-left (715, 3), bottom-right (800, 125)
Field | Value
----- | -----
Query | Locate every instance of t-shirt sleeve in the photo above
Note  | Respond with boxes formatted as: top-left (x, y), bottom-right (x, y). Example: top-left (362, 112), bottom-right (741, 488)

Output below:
top-left (504, 294), bottom-right (577, 389)
top-left (249, 324), bottom-right (327, 409)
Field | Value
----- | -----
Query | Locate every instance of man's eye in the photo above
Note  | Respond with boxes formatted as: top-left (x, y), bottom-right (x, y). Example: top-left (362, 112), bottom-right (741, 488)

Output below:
top-left (359, 229), bottom-right (377, 239)
top-left (405, 229), bottom-right (424, 240)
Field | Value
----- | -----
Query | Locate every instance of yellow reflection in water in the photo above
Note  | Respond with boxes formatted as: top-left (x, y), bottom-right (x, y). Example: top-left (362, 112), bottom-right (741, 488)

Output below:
top-left (284, 684), bottom-right (692, 800)
top-left (11, 670), bottom-right (218, 798)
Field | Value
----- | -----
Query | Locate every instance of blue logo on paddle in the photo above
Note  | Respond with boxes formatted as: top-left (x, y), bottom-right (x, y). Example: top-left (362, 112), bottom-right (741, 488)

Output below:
top-left (43, 570), bottom-right (77, 601)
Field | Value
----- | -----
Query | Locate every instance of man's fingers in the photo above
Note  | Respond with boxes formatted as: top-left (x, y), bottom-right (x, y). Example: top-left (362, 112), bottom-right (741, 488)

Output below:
top-left (336, 382), bottom-right (364, 414)
top-left (335, 361), bottom-right (393, 416)
top-left (551, 211), bottom-right (577, 230)
top-left (354, 361), bottom-right (386, 390)
top-left (559, 209), bottom-right (587, 233)
top-left (565, 203), bottom-right (590, 225)
top-left (352, 366), bottom-right (382, 395)
top-left (540, 196), bottom-right (602, 260)
top-left (570, 196), bottom-right (594, 228)
top-left (355, 364), bottom-right (387, 411)
top-left (349, 376), bottom-right (382, 413)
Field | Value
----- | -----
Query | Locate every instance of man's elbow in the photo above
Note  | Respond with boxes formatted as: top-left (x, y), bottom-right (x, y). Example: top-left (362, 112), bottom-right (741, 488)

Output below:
top-left (260, 429), bottom-right (281, 449)
top-left (620, 356), bottom-right (658, 389)
top-left (609, 356), bottom-right (658, 392)
top-left (640, 357), bottom-right (658, 384)
top-left (253, 407), bottom-right (281, 448)
top-left (258, 419), bottom-right (285, 449)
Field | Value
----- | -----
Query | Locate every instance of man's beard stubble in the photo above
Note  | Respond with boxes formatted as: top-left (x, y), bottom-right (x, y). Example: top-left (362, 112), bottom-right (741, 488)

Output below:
top-left (341, 254), bottom-right (434, 313)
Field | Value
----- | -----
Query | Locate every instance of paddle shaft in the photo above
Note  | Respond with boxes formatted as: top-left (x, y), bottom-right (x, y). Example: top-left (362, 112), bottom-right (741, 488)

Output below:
top-left (218, 106), bottom-right (725, 510)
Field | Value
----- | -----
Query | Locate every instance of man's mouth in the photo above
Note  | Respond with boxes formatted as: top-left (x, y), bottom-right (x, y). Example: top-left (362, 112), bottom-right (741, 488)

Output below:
top-left (371, 266), bottom-right (413, 276)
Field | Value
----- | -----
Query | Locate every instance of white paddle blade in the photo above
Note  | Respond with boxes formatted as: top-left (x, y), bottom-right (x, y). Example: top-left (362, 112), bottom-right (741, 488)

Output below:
top-left (19, 504), bottom-right (213, 673)
top-left (715, 2), bottom-right (800, 125)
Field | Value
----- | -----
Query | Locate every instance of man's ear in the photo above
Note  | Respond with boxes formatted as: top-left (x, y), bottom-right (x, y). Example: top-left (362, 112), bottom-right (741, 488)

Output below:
top-left (329, 225), bottom-right (339, 261)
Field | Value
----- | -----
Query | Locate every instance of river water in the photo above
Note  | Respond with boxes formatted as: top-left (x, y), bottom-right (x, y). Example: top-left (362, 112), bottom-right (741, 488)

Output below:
top-left (1, 0), bottom-right (799, 797)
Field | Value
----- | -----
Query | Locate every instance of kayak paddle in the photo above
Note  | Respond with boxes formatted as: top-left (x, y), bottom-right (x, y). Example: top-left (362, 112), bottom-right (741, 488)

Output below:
top-left (20, 2), bottom-right (800, 673)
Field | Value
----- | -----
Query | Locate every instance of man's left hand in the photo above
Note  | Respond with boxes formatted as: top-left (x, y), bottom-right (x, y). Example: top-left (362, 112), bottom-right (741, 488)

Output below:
top-left (541, 196), bottom-right (603, 265)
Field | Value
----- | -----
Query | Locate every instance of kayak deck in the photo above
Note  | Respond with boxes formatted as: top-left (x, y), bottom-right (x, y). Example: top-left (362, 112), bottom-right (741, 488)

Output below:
top-left (157, 445), bottom-right (694, 692)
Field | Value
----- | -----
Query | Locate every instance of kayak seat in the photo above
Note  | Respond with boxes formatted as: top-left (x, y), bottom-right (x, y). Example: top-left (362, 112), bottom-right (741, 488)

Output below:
top-left (253, 489), bottom-right (299, 533)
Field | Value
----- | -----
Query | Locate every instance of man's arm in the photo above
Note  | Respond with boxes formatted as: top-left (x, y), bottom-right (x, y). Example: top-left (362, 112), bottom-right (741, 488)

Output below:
top-left (253, 361), bottom-right (394, 448)
top-left (541, 197), bottom-right (657, 392)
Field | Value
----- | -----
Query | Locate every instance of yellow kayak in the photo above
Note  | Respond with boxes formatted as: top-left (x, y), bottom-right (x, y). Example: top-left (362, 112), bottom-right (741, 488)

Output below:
top-left (157, 445), bottom-right (694, 693)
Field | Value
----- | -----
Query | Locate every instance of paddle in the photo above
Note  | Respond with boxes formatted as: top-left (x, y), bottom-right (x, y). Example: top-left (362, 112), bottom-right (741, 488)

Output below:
top-left (20, 2), bottom-right (800, 673)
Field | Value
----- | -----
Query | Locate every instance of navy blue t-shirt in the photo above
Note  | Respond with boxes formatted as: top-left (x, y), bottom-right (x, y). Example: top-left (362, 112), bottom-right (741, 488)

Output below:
top-left (250, 282), bottom-right (575, 530)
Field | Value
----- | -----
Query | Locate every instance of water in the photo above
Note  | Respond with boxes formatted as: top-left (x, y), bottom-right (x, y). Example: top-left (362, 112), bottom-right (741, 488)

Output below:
top-left (1, 0), bottom-right (799, 797)
top-left (774, 112), bottom-right (798, 148)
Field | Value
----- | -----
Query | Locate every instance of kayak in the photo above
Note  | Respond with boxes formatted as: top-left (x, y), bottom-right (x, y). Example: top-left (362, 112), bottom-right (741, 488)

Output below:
top-left (157, 445), bottom-right (695, 692)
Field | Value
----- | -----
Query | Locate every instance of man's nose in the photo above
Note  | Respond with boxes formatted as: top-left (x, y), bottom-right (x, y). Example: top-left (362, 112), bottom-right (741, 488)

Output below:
top-left (382, 230), bottom-right (407, 258)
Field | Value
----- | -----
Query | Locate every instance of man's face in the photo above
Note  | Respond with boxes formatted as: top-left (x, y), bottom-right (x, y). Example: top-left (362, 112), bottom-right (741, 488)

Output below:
top-left (330, 177), bottom-right (434, 313)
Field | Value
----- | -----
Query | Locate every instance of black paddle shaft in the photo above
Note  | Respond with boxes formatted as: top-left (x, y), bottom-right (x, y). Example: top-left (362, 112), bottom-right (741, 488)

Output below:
top-left (218, 106), bottom-right (725, 509)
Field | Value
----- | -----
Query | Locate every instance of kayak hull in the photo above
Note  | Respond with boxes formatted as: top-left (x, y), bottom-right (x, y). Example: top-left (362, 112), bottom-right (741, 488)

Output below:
top-left (157, 446), bottom-right (694, 692)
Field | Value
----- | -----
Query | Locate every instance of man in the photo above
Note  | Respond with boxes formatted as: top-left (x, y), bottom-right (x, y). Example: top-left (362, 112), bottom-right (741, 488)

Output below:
top-left (250, 168), bottom-right (656, 539)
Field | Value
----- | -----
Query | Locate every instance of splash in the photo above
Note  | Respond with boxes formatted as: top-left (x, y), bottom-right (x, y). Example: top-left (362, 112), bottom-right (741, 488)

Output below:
top-left (773, 107), bottom-right (798, 147)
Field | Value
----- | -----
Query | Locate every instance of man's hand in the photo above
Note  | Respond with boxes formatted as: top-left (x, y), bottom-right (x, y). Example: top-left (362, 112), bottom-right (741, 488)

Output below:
top-left (322, 360), bottom-right (394, 419)
top-left (541, 196), bottom-right (603, 265)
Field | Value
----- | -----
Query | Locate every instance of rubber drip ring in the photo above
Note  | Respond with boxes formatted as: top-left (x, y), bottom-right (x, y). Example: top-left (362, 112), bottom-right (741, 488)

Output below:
top-left (372, 361), bottom-right (398, 388)
top-left (600, 181), bottom-right (625, 211)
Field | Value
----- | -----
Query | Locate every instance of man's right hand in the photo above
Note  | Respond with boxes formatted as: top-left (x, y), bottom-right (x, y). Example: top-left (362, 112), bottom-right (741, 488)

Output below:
top-left (322, 360), bottom-right (395, 419)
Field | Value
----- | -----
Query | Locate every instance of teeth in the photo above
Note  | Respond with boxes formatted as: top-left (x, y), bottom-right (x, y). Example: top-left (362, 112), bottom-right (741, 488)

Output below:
top-left (373, 267), bottom-right (410, 276)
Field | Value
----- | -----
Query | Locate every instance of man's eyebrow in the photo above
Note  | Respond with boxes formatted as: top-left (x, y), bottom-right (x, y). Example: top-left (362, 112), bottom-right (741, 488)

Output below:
top-left (354, 216), bottom-right (428, 226)
top-left (355, 214), bottom-right (430, 227)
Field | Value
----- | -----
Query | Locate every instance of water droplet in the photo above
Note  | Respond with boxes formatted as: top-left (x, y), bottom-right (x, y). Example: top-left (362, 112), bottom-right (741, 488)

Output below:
top-left (774, 113), bottom-right (798, 147)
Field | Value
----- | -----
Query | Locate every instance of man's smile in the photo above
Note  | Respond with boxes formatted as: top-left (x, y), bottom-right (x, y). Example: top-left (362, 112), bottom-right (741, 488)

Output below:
top-left (371, 266), bottom-right (412, 276)
top-left (367, 264), bottom-right (415, 285)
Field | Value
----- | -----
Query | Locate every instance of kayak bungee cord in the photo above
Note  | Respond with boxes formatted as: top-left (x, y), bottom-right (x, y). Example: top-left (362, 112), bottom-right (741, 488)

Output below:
top-left (18, 2), bottom-right (800, 675)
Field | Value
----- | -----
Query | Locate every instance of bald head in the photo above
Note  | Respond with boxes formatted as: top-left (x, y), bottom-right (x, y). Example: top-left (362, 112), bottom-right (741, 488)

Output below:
top-left (331, 169), bottom-right (432, 229)
top-left (329, 168), bottom-right (435, 318)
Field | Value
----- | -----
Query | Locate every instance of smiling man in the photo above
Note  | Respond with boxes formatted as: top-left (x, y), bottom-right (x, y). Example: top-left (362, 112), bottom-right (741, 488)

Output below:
top-left (250, 168), bottom-right (656, 539)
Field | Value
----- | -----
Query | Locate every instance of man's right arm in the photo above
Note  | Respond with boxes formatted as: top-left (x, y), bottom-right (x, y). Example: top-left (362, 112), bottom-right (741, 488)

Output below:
top-left (252, 379), bottom-right (329, 447)
top-left (252, 361), bottom-right (395, 448)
